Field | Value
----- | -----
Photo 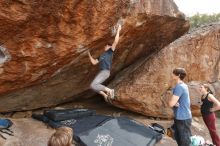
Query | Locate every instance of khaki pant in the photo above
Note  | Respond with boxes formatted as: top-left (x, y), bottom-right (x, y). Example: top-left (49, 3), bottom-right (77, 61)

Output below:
top-left (90, 70), bottom-right (110, 93)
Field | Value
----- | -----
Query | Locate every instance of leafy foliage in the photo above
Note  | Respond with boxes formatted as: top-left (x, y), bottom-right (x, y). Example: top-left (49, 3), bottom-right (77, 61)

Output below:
top-left (188, 13), bottom-right (220, 28)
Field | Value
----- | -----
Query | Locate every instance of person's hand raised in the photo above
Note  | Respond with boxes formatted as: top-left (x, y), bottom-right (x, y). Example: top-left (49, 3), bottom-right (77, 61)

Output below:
top-left (117, 24), bottom-right (122, 32)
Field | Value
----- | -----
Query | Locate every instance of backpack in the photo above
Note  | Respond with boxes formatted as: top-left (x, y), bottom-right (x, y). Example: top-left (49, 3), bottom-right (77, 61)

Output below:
top-left (190, 135), bottom-right (205, 146)
top-left (149, 123), bottom-right (165, 134)
top-left (0, 119), bottom-right (14, 140)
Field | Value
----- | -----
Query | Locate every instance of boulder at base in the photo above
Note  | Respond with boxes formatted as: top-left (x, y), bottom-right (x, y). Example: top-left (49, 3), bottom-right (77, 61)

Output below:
top-left (110, 23), bottom-right (220, 118)
top-left (0, 0), bottom-right (189, 112)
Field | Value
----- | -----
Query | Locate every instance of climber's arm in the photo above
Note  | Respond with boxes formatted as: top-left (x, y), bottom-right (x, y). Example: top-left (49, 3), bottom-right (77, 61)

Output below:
top-left (88, 51), bottom-right (99, 65)
top-left (111, 25), bottom-right (122, 51)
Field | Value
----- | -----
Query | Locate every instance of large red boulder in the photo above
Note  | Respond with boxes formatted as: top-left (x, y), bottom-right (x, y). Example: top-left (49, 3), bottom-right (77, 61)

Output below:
top-left (0, 0), bottom-right (188, 112)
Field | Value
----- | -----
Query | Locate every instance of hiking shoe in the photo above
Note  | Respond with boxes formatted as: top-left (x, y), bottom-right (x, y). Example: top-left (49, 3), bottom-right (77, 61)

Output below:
top-left (103, 95), bottom-right (112, 104)
top-left (103, 96), bottom-right (108, 102)
top-left (110, 89), bottom-right (115, 99)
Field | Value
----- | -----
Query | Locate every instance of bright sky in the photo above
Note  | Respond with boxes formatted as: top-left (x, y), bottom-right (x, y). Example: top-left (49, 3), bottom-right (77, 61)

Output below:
top-left (174, 0), bottom-right (220, 16)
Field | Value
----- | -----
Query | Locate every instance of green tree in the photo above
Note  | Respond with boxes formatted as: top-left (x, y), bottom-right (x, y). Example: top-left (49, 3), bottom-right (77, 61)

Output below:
top-left (188, 13), bottom-right (220, 29)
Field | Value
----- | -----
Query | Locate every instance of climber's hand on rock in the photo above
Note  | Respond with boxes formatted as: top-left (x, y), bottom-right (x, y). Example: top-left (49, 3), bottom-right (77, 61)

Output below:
top-left (117, 24), bottom-right (122, 32)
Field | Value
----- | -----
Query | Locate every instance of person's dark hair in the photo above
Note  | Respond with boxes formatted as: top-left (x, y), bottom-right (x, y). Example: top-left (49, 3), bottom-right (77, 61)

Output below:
top-left (203, 84), bottom-right (214, 94)
top-left (172, 68), bottom-right (187, 80)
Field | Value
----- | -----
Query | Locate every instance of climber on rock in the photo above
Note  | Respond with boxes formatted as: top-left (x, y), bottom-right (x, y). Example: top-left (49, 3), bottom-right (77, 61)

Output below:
top-left (88, 25), bottom-right (121, 102)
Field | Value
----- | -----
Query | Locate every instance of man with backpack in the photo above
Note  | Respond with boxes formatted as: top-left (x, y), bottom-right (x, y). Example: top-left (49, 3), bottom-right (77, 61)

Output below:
top-left (168, 68), bottom-right (192, 146)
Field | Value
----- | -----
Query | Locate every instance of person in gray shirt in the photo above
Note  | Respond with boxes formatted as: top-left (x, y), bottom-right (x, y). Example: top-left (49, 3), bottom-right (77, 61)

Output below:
top-left (88, 25), bottom-right (121, 102)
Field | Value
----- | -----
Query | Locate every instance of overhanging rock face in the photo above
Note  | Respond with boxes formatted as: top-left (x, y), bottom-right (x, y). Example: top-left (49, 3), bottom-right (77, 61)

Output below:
top-left (110, 23), bottom-right (220, 118)
top-left (0, 0), bottom-right (189, 112)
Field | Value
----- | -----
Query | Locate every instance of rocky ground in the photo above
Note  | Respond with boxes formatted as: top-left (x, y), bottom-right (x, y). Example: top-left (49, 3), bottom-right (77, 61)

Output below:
top-left (0, 97), bottom-right (219, 146)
